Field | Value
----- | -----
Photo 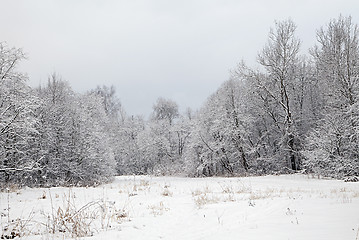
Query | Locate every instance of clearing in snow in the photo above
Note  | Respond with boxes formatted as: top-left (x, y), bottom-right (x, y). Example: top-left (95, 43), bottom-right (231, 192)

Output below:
top-left (1, 174), bottom-right (359, 239)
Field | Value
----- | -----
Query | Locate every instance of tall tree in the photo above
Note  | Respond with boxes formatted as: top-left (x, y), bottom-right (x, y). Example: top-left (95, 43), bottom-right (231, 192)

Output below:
top-left (185, 79), bottom-right (251, 176)
top-left (91, 85), bottom-right (127, 174)
top-left (0, 42), bottom-right (41, 186)
top-left (256, 19), bottom-right (302, 170)
top-left (92, 85), bottom-right (126, 122)
top-left (313, 15), bottom-right (359, 108)
top-left (304, 15), bottom-right (359, 178)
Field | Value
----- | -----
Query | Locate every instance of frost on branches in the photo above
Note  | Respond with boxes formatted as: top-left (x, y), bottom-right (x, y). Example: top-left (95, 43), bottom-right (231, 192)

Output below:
top-left (1, 15), bottom-right (359, 188)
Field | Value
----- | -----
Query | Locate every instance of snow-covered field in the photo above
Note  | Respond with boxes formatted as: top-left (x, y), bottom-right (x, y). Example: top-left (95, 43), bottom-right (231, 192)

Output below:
top-left (1, 174), bottom-right (359, 240)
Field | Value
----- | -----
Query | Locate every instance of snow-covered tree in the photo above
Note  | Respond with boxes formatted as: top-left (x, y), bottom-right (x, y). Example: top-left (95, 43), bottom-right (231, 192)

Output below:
top-left (92, 85), bottom-right (126, 122)
top-left (35, 75), bottom-right (116, 186)
top-left (115, 115), bottom-right (146, 174)
top-left (73, 93), bottom-right (116, 185)
top-left (256, 19), bottom-right (302, 170)
top-left (35, 74), bottom-right (77, 185)
top-left (91, 85), bottom-right (128, 175)
top-left (151, 97), bottom-right (179, 126)
top-left (304, 15), bottom-right (359, 178)
top-left (0, 42), bottom-right (42, 187)
top-left (185, 79), bottom-right (252, 176)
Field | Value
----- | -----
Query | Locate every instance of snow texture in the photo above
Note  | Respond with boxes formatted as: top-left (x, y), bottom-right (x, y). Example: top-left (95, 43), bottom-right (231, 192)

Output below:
top-left (1, 174), bottom-right (359, 239)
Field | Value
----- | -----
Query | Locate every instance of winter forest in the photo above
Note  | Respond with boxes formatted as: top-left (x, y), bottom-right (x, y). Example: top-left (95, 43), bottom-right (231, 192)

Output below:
top-left (1, 15), bottom-right (359, 188)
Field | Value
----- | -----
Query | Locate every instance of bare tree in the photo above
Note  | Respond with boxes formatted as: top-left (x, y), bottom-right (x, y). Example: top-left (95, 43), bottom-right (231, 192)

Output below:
top-left (152, 97), bottom-right (179, 125)
top-left (92, 85), bottom-right (126, 122)
top-left (257, 19), bottom-right (301, 170)
top-left (313, 15), bottom-right (359, 108)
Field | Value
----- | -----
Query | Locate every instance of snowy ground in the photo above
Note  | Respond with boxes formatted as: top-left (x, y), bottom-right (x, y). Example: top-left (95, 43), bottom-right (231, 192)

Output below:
top-left (1, 174), bottom-right (359, 240)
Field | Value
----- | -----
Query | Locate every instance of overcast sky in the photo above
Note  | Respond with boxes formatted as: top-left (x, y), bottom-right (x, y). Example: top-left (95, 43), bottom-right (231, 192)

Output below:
top-left (1, 0), bottom-right (358, 117)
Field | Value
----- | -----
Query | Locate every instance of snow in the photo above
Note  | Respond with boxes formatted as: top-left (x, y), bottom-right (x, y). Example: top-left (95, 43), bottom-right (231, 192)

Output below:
top-left (1, 174), bottom-right (359, 239)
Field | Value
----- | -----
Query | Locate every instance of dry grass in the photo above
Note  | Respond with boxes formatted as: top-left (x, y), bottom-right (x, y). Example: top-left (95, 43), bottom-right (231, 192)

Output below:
top-left (221, 185), bottom-right (234, 194)
top-left (192, 185), bottom-right (212, 197)
top-left (140, 180), bottom-right (150, 187)
top-left (191, 180), bottom-right (359, 208)
top-left (127, 179), bottom-right (152, 196)
top-left (45, 190), bottom-right (131, 238)
top-left (1, 188), bottom-right (131, 239)
top-left (162, 188), bottom-right (173, 197)
top-left (0, 184), bottom-right (21, 193)
top-left (0, 212), bottom-right (35, 239)
top-left (39, 191), bottom-right (47, 200)
top-left (46, 190), bottom-right (95, 237)
top-left (194, 194), bottom-right (220, 208)
top-left (148, 202), bottom-right (169, 216)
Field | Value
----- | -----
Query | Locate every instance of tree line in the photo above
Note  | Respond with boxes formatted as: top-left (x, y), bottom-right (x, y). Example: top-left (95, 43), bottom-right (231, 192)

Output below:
top-left (1, 15), bottom-right (358, 188)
